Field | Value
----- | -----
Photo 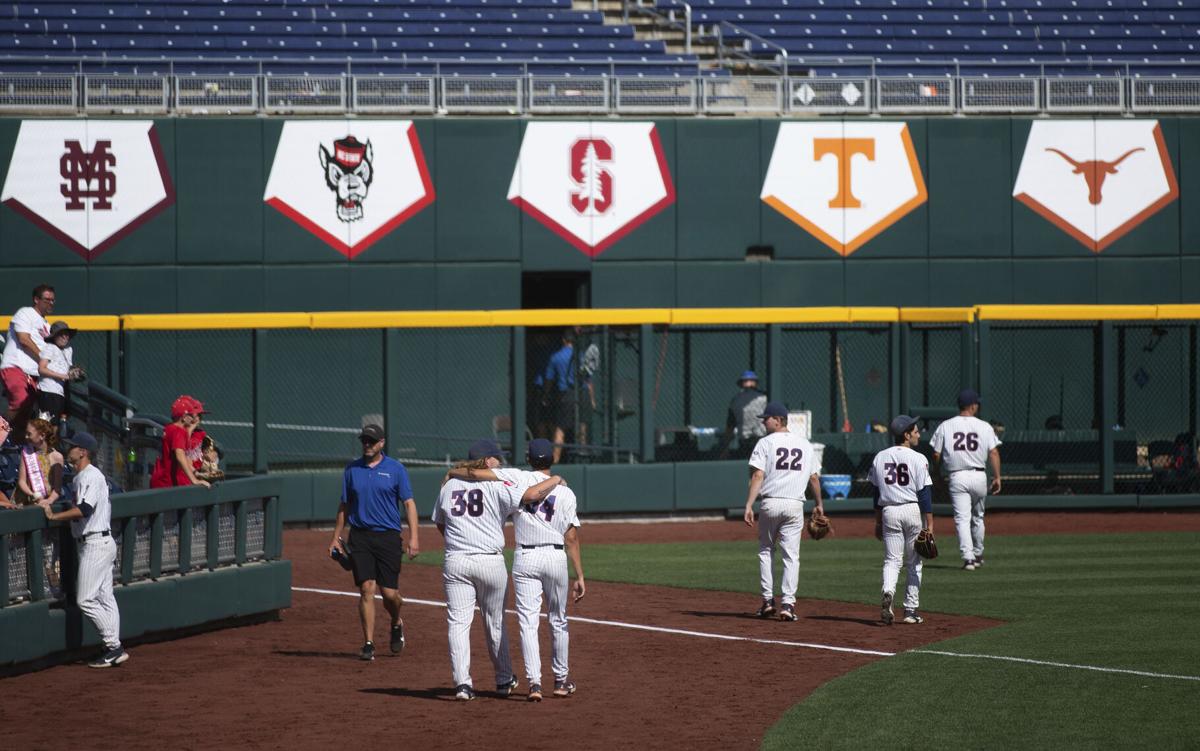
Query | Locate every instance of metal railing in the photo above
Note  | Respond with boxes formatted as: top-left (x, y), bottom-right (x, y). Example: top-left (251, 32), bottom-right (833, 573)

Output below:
top-left (625, 0), bottom-right (693, 56)
top-left (3, 69), bottom-right (1200, 114)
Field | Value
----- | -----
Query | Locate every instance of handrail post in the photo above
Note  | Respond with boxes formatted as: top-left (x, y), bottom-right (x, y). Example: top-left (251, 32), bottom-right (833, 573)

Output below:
top-left (206, 504), bottom-right (220, 570)
top-left (178, 507), bottom-right (193, 573)
top-left (1100, 321), bottom-right (1115, 494)
top-left (511, 326), bottom-right (527, 466)
top-left (253, 330), bottom-right (268, 474)
top-left (235, 500), bottom-right (248, 565)
top-left (890, 322), bottom-right (903, 419)
top-left (120, 517), bottom-right (136, 584)
top-left (684, 2), bottom-right (692, 55)
top-left (638, 324), bottom-right (655, 464)
top-left (149, 512), bottom-right (163, 579)
top-left (28, 528), bottom-right (45, 601)
top-left (767, 324), bottom-right (783, 409)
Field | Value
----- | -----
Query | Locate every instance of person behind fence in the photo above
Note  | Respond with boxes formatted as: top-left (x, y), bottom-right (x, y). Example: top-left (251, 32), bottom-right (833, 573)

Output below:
top-left (535, 328), bottom-right (577, 465)
top-left (43, 431), bottom-right (130, 668)
top-left (37, 320), bottom-right (84, 423)
top-left (13, 417), bottom-right (64, 508)
top-left (1, 284), bottom-right (56, 435)
top-left (150, 395), bottom-right (210, 489)
top-left (719, 370), bottom-right (768, 459)
top-left (329, 423), bottom-right (420, 662)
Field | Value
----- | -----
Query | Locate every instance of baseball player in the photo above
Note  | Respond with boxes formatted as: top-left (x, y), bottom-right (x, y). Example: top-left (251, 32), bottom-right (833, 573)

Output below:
top-left (929, 389), bottom-right (1002, 570)
top-left (43, 432), bottom-right (129, 667)
top-left (434, 439), bottom-right (563, 701)
top-left (448, 438), bottom-right (585, 701)
top-left (869, 415), bottom-right (935, 625)
top-left (741, 401), bottom-right (823, 622)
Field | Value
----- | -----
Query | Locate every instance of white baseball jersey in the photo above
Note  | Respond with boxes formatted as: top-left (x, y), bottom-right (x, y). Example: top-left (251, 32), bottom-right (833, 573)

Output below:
top-left (929, 416), bottom-right (1001, 472)
top-left (749, 431), bottom-right (820, 500)
top-left (71, 464), bottom-right (112, 538)
top-left (495, 468), bottom-right (580, 546)
top-left (868, 446), bottom-right (932, 506)
top-left (433, 477), bottom-right (521, 555)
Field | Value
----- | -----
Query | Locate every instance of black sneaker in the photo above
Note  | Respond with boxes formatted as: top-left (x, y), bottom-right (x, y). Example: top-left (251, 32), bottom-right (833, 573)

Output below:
top-left (359, 641), bottom-right (375, 661)
top-left (390, 623), bottom-right (405, 654)
top-left (497, 676), bottom-right (518, 697)
top-left (903, 609), bottom-right (924, 624)
top-left (755, 598), bottom-right (777, 618)
top-left (455, 684), bottom-right (476, 701)
top-left (975, 556), bottom-right (985, 568)
top-left (553, 678), bottom-right (576, 697)
top-left (881, 592), bottom-right (894, 625)
top-left (88, 647), bottom-right (129, 669)
top-left (778, 603), bottom-right (798, 621)
top-left (528, 684), bottom-right (543, 702)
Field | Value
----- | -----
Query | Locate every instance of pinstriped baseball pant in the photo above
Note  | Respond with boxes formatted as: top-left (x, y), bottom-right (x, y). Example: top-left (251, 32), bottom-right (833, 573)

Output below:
top-left (948, 471), bottom-right (988, 562)
top-left (881, 503), bottom-right (923, 611)
top-left (758, 499), bottom-right (804, 605)
top-left (512, 548), bottom-right (570, 684)
top-left (77, 536), bottom-right (121, 650)
top-left (443, 552), bottom-right (514, 688)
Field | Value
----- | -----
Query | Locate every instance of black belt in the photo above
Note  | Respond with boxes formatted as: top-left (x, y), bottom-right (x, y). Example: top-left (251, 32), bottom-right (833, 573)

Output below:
top-left (75, 530), bottom-right (110, 542)
top-left (951, 468), bottom-right (985, 472)
top-left (520, 544), bottom-right (564, 550)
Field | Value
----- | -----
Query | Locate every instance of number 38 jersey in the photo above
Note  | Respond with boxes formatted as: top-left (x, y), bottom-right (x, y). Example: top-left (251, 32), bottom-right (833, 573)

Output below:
top-left (749, 431), bottom-right (820, 501)
top-left (433, 477), bottom-right (521, 555)
top-left (929, 416), bottom-right (1001, 472)
top-left (494, 468), bottom-right (580, 547)
top-left (868, 446), bottom-right (932, 506)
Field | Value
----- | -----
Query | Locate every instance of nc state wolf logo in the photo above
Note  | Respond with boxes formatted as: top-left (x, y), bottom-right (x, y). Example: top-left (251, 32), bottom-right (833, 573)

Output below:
top-left (318, 136), bottom-right (373, 223)
top-left (1044, 147), bottom-right (1143, 205)
top-left (1013, 121), bottom-right (1178, 252)
top-left (60, 140), bottom-right (116, 210)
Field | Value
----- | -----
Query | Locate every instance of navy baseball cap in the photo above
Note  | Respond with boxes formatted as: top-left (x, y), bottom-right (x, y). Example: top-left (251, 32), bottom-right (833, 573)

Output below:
top-left (468, 439), bottom-right (506, 460)
top-left (889, 415), bottom-right (921, 438)
top-left (358, 423), bottom-right (385, 442)
top-left (738, 370), bottom-right (759, 383)
top-left (64, 431), bottom-right (99, 453)
top-left (957, 388), bottom-right (981, 409)
top-left (759, 401), bottom-right (788, 419)
top-left (527, 438), bottom-right (554, 464)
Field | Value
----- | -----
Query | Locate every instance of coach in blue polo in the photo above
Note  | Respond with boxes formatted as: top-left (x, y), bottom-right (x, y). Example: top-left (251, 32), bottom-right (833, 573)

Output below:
top-left (330, 423), bottom-right (420, 662)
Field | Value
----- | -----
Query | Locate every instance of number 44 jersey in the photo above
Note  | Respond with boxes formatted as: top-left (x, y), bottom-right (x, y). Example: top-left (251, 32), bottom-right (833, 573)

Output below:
top-left (494, 468), bottom-right (581, 546)
top-left (749, 432), bottom-right (821, 501)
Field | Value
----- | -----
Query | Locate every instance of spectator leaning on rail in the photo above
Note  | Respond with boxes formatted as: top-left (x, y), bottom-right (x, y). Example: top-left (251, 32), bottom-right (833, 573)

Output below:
top-left (719, 370), bottom-right (769, 460)
top-left (44, 431), bottom-right (130, 668)
top-left (13, 417), bottom-right (64, 508)
top-left (37, 320), bottom-right (84, 424)
top-left (150, 395), bottom-right (210, 489)
top-left (329, 423), bottom-right (420, 662)
top-left (1, 284), bottom-right (56, 434)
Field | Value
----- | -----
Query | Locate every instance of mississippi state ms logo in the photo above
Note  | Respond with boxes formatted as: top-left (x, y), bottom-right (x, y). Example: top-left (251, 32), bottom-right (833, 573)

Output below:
top-left (1013, 120), bottom-right (1178, 252)
top-left (1, 121), bottom-right (174, 260)
top-left (761, 122), bottom-right (927, 256)
top-left (264, 121), bottom-right (433, 259)
top-left (507, 122), bottom-right (674, 257)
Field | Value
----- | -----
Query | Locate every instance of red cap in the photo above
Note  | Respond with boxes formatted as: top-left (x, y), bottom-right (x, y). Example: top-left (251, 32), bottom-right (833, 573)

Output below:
top-left (171, 395), bottom-right (206, 419)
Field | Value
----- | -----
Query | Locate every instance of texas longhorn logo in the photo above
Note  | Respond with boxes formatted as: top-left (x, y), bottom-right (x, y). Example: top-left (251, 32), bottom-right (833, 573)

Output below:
top-left (508, 122), bottom-right (674, 257)
top-left (760, 122), bottom-right (927, 256)
top-left (264, 121), bottom-right (434, 259)
top-left (1, 121), bottom-right (174, 260)
top-left (318, 135), bottom-right (373, 223)
top-left (1013, 121), bottom-right (1178, 252)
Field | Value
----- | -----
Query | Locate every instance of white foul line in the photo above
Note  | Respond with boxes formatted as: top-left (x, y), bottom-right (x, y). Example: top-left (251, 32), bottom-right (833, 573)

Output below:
top-left (292, 586), bottom-right (1200, 682)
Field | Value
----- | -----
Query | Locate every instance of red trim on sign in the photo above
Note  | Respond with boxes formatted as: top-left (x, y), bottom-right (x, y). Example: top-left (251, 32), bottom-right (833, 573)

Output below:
top-left (265, 122), bottom-right (435, 260)
top-left (513, 123), bottom-right (676, 258)
top-left (3, 122), bottom-right (175, 261)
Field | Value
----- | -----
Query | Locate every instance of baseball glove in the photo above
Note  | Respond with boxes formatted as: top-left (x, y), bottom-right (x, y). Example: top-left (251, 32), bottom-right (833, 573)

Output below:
top-left (914, 529), bottom-right (938, 559)
top-left (806, 512), bottom-right (832, 540)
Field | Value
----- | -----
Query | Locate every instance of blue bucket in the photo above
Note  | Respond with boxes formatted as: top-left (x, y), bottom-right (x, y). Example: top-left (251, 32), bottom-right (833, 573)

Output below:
top-left (821, 474), bottom-right (852, 500)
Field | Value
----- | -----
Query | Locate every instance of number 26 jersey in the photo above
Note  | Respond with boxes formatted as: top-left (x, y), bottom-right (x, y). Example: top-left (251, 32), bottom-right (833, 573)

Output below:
top-left (494, 468), bottom-right (580, 547)
top-left (868, 446), bottom-right (932, 506)
top-left (749, 432), bottom-right (820, 501)
top-left (929, 416), bottom-right (1001, 472)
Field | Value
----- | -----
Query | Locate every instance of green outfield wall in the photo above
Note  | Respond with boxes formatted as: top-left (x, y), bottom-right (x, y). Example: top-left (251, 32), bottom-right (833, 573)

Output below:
top-left (0, 117), bottom-right (1197, 315)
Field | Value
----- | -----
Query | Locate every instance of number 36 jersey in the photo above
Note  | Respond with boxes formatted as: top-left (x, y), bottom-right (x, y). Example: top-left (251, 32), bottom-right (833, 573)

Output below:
top-left (749, 432), bottom-right (820, 501)
top-left (868, 446), bottom-right (932, 506)
top-left (434, 477), bottom-right (521, 555)
top-left (494, 468), bottom-right (580, 547)
top-left (928, 416), bottom-right (1001, 473)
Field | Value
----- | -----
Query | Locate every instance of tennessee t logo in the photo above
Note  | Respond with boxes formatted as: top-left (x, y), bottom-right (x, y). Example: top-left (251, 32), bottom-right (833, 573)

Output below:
top-left (1044, 147), bottom-right (1143, 205)
top-left (813, 138), bottom-right (875, 209)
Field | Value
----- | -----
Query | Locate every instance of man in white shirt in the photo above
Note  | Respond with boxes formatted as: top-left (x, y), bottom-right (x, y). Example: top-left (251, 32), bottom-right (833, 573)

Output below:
top-left (930, 389), bottom-right (1002, 570)
top-left (869, 415), bottom-right (935, 626)
top-left (742, 401), bottom-right (823, 622)
top-left (43, 431), bottom-right (129, 668)
top-left (2, 284), bottom-right (55, 430)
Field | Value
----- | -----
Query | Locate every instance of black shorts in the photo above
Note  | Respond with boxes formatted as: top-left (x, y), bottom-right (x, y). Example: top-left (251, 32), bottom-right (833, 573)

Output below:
top-left (549, 389), bottom-right (576, 429)
top-left (38, 391), bottom-right (66, 418)
top-left (347, 527), bottom-right (404, 589)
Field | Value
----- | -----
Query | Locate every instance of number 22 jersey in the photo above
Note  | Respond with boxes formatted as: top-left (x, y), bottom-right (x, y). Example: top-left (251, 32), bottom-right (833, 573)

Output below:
top-left (749, 431), bottom-right (820, 501)
top-left (868, 446), bottom-right (932, 506)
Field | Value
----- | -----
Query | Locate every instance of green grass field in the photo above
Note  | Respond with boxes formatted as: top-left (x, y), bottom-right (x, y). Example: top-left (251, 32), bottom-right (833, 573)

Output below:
top-left (413, 531), bottom-right (1200, 747)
